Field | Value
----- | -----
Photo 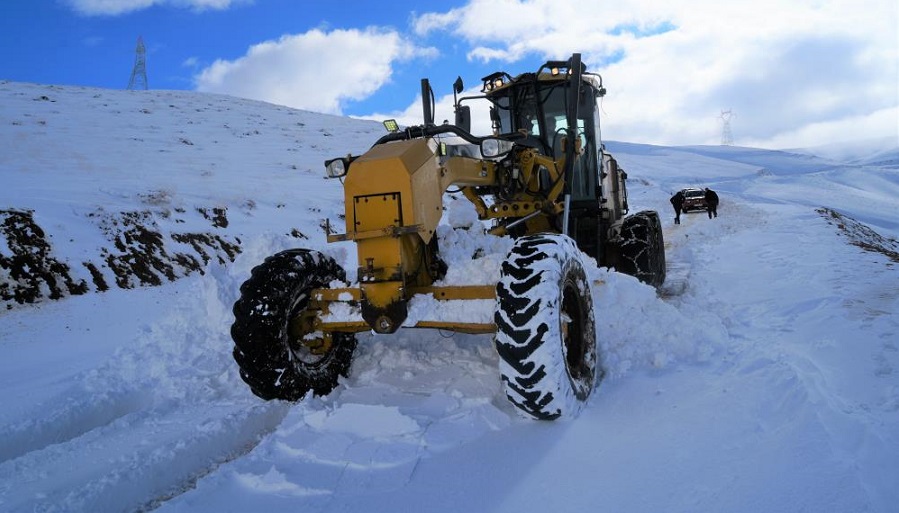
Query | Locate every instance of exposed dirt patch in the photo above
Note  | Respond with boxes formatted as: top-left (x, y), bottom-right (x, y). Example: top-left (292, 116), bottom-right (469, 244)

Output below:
top-left (94, 209), bottom-right (243, 289)
top-left (171, 232), bottom-right (241, 267)
top-left (818, 207), bottom-right (899, 264)
top-left (0, 209), bottom-right (88, 308)
top-left (98, 210), bottom-right (181, 288)
top-left (1, 206), bottom-right (243, 310)
top-left (197, 207), bottom-right (229, 228)
top-left (83, 261), bottom-right (109, 292)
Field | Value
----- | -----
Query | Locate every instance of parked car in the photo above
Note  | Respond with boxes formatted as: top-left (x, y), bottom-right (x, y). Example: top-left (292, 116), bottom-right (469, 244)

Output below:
top-left (681, 188), bottom-right (707, 212)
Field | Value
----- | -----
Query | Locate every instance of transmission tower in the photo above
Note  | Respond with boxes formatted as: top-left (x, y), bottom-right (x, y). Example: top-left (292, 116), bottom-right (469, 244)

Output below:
top-left (719, 109), bottom-right (735, 146)
top-left (127, 36), bottom-right (148, 90)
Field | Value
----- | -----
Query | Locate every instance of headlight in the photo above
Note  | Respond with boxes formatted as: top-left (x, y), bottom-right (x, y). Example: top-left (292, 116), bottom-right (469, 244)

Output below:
top-left (382, 119), bottom-right (400, 133)
top-left (480, 137), bottom-right (514, 158)
top-left (324, 157), bottom-right (350, 178)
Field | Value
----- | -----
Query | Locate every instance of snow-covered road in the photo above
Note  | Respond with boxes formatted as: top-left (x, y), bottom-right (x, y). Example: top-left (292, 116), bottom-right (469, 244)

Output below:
top-left (4, 194), bottom-right (896, 513)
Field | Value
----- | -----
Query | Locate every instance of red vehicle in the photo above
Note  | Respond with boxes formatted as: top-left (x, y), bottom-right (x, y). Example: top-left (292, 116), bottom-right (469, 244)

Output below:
top-left (681, 188), bottom-right (707, 212)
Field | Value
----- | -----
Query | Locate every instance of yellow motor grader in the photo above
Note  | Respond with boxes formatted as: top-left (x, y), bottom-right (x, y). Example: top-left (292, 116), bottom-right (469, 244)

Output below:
top-left (230, 54), bottom-right (665, 420)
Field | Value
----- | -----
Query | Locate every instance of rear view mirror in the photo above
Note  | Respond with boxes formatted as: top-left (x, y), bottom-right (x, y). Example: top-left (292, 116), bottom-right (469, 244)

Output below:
top-left (455, 105), bottom-right (471, 133)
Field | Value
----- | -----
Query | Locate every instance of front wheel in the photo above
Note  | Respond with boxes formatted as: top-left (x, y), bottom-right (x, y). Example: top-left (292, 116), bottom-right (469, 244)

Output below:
top-left (230, 249), bottom-right (357, 401)
top-left (494, 234), bottom-right (598, 420)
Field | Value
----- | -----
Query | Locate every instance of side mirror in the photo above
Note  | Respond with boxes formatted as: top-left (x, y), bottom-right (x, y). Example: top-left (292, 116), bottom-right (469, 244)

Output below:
top-left (480, 138), bottom-right (513, 158)
top-left (489, 106), bottom-right (501, 133)
top-left (455, 105), bottom-right (471, 133)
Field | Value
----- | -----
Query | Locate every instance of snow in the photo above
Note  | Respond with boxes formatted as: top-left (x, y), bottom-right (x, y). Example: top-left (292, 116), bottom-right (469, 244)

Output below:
top-left (1, 80), bottom-right (898, 512)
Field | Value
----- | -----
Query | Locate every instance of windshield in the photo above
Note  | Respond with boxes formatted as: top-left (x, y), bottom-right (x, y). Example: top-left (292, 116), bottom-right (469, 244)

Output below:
top-left (491, 82), bottom-right (567, 139)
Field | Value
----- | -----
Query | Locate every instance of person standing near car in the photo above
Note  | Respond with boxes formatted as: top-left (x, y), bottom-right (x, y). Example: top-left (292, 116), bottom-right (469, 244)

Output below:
top-left (670, 190), bottom-right (685, 224)
top-left (705, 188), bottom-right (719, 218)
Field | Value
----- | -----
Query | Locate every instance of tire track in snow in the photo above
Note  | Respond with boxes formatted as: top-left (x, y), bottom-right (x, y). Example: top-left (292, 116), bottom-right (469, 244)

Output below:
top-left (0, 263), bottom-right (293, 513)
top-left (154, 330), bottom-right (516, 512)
top-left (0, 398), bottom-right (288, 513)
top-left (0, 389), bottom-right (151, 463)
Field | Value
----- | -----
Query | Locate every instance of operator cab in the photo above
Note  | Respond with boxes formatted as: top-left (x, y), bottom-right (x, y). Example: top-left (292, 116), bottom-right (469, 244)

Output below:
top-left (478, 64), bottom-right (605, 206)
top-left (451, 56), bottom-right (626, 261)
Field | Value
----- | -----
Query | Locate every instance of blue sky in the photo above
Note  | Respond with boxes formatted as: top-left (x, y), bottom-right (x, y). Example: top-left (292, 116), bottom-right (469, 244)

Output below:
top-left (2, 0), bottom-right (897, 149)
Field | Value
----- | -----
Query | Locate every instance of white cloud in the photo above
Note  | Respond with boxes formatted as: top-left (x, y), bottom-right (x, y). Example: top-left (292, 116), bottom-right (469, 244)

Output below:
top-left (408, 0), bottom-right (899, 148)
top-left (66, 0), bottom-right (249, 16)
top-left (744, 106), bottom-right (899, 150)
top-left (194, 28), bottom-right (437, 115)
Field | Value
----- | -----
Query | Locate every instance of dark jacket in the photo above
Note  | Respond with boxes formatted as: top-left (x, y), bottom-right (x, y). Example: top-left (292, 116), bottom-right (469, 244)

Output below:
top-left (704, 189), bottom-right (719, 205)
top-left (670, 191), bottom-right (685, 207)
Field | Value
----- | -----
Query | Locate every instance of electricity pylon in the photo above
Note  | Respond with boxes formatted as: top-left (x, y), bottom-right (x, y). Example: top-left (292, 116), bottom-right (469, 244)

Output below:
top-left (127, 36), bottom-right (148, 90)
top-left (719, 110), bottom-right (735, 146)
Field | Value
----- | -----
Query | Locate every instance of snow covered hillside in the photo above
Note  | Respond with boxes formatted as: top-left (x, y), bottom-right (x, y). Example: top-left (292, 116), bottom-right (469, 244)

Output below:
top-left (1, 81), bottom-right (897, 513)
top-left (0, 81), bottom-right (385, 309)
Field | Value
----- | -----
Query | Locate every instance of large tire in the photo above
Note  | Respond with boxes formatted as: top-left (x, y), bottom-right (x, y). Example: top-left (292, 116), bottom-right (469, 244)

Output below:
top-left (617, 210), bottom-right (666, 288)
top-left (231, 249), bottom-right (357, 401)
top-left (494, 234), bottom-right (598, 420)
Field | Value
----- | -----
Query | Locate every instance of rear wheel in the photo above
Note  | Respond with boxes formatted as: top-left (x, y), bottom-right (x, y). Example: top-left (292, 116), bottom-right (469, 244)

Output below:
top-left (617, 210), bottom-right (666, 288)
top-left (231, 249), bottom-right (357, 401)
top-left (494, 234), bottom-right (598, 420)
